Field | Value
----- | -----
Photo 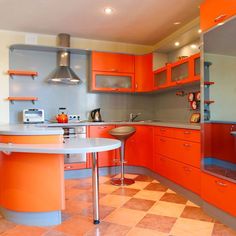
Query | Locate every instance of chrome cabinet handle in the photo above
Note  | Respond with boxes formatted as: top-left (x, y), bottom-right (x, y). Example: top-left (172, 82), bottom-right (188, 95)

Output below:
top-left (184, 131), bottom-right (191, 134)
top-left (135, 83), bottom-right (138, 89)
top-left (183, 166), bottom-right (191, 172)
top-left (160, 138), bottom-right (166, 142)
top-left (183, 143), bottom-right (191, 147)
top-left (99, 126), bottom-right (107, 129)
top-left (214, 14), bottom-right (227, 23)
top-left (215, 180), bottom-right (227, 187)
top-left (65, 166), bottom-right (72, 169)
top-left (160, 128), bottom-right (166, 131)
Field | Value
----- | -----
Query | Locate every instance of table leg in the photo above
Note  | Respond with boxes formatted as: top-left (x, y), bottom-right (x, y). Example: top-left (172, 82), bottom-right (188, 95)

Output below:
top-left (92, 152), bottom-right (100, 224)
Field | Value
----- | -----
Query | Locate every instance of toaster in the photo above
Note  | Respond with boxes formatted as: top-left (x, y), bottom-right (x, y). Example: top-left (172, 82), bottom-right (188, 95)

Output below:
top-left (23, 109), bottom-right (45, 124)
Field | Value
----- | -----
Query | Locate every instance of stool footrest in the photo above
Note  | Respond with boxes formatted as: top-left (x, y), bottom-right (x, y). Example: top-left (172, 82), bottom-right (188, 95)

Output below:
top-left (111, 178), bottom-right (135, 186)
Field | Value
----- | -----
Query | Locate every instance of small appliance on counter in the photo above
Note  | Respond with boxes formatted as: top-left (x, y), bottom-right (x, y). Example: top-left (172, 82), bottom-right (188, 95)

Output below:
top-left (90, 108), bottom-right (102, 122)
top-left (56, 107), bottom-right (68, 123)
top-left (23, 109), bottom-right (45, 124)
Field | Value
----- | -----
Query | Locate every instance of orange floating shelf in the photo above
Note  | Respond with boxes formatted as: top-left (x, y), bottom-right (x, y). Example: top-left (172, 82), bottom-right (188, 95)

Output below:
top-left (7, 97), bottom-right (38, 104)
top-left (7, 70), bottom-right (38, 77)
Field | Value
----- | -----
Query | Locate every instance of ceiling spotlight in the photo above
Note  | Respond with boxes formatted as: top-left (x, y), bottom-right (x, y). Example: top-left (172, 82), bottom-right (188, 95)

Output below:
top-left (198, 29), bottom-right (202, 34)
top-left (217, 22), bottom-right (225, 26)
top-left (104, 7), bottom-right (114, 15)
top-left (190, 44), bottom-right (198, 49)
top-left (175, 42), bottom-right (180, 46)
top-left (174, 22), bottom-right (181, 25)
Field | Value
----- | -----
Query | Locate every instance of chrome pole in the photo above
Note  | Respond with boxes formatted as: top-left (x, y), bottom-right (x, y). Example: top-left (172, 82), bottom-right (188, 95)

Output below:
top-left (92, 152), bottom-right (100, 224)
top-left (120, 141), bottom-right (125, 183)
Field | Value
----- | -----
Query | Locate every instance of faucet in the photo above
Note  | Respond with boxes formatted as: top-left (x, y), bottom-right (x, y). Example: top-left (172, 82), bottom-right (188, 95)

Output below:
top-left (129, 113), bottom-right (141, 122)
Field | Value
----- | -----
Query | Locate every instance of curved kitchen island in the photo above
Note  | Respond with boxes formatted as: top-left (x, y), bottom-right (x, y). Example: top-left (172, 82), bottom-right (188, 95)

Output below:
top-left (0, 125), bottom-right (121, 226)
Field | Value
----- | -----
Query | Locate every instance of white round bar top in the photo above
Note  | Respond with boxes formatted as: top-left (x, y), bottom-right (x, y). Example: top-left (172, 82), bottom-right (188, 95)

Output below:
top-left (0, 137), bottom-right (121, 225)
top-left (0, 137), bottom-right (121, 154)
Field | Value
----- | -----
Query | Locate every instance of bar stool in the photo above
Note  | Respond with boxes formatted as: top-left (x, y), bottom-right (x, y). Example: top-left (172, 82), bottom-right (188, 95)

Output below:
top-left (109, 126), bottom-right (136, 186)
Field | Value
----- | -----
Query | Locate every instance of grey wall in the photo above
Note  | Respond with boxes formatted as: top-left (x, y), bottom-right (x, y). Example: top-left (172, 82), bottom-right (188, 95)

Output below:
top-left (9, 49), bottom-right (199, 124)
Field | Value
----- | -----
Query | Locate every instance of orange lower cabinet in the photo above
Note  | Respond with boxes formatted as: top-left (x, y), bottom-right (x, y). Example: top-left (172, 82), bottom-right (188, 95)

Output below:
top-left (178, 163), bottom-right (201, 194)
top-left (88, 125), bottom-right (117, 167)
top-left (202, 173), bottom-right (236, 216)
top-left (157, 136), bottom-right (200, 168)
top-left (0, 135), bottom-right (64, 213)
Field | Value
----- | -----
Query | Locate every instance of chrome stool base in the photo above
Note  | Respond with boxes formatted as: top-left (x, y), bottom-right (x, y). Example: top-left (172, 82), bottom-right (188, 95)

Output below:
top-left (111, 178), bottom-right (135, 186)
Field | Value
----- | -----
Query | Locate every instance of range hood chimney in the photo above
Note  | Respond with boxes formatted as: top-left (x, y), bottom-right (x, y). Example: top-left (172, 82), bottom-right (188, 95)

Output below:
top-left (47, 33), bottom-right (80, 84)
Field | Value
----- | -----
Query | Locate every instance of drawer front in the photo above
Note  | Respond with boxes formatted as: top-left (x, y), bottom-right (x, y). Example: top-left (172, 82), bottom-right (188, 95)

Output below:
top-left (202, 173), bottom-right (236, 216)
top-left (179, 163), bottom-right (201, 194)
top-left (156, 136), bottom-right (200, 168)
top-left (174, 128), bottom-right (200, 142)
top-left (89, 125), bottom-right (116, 138)
top-left (155, 127), bottom-right (175, 138)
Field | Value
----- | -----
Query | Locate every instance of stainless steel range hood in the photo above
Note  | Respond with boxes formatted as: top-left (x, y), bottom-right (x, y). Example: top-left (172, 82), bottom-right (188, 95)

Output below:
top-left (47, 33), bottom-right (80, 84)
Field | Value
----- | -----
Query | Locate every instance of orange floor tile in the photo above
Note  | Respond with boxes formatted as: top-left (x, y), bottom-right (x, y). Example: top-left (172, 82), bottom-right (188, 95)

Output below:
top-left (0, 174), bottom-right (236, 236)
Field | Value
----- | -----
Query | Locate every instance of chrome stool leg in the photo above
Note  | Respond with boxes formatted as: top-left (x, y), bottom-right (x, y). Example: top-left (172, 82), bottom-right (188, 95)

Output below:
top-left (111, 141), bottom-right (135, 186)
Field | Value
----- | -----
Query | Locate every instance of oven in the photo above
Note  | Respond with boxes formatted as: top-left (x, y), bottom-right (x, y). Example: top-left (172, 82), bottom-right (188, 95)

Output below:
top-left (63, 126), bottom-right (87, 164)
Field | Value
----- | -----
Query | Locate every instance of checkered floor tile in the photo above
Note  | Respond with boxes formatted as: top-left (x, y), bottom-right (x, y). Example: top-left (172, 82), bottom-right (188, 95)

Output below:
top-left (0, 174), bottom-right (236, 236)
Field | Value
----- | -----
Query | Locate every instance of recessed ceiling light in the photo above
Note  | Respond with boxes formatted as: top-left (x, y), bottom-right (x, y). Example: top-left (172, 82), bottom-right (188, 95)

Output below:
top-left (174, 42), bottom-right (180, 46)
top-left (198, 29), bottom-right (202, 34)
top-left (104, 7), bottom-right (114, 15)
top-left (174, 22), bottom-right (181, 25)
top-left (217, 22), bottom-right (225, 26)
top-left (190, 44), bottom-right (198, 49)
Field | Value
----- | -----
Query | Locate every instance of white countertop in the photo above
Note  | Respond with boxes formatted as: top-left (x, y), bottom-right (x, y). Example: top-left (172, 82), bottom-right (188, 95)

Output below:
top-left (0, 124), bottom-right (63, 136)
top-left (0, 121), bottom-right (200, 136)
top-left (0, 138), bottom-right (121, 154)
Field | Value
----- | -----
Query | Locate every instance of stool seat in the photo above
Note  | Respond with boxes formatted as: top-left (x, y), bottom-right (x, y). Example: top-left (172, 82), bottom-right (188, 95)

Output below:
top-left (109, 126), bottom-right (136, 186)
top-left (109, 126), bottom-right (136, 140)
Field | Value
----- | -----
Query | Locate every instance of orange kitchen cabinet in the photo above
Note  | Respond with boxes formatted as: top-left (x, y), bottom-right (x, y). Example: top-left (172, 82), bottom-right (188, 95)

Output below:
top-left (200, 0), bottom-right (236, 32)
top-left (157, 136), bottom-right (200, 168)
top-left (153, 65), bottom-right (171, 90)
top-left (157, 155), bottom-right (201, 194)
top-left (134, 53), bottom-right (154, 92)
top-left (91, 51), bottom-right (135, 92)
top-left (170, 57), bottom-right (192, 86)
top-left (173, 128), bottom-right (200, 143)
top-left (92, 51), bottom-right (135, 73)
top-left (118, 125), bottom-right (153, 168)
top-left (178, 162), bottom-right (201, 194)
top-left (202, 173), bottom-right (236, 216)
top-left (189, 53), bottom-right (200, 82)
top-left (88, 125), bottom-right (117, 167)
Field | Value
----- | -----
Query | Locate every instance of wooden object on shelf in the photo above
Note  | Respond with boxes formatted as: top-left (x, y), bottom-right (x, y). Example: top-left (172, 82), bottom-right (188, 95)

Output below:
top-left (7, 70), bottom-right (38, 79)
top-left (7, 97), bottom-right (38, 104)
top-left (204, 100), bottom-right (215, 105)
top-left (204, 81), bottom-right (215, 86)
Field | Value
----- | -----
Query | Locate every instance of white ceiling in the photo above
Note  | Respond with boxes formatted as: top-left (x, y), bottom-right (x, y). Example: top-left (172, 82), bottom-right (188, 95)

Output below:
top-left (0, 0), bottom-right (202, 45)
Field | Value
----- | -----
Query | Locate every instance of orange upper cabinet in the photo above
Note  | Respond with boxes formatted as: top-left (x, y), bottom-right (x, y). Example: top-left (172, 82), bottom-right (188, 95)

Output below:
top-left (154, 65), bottom-right (171, 90)
top-left (170, 57), bottom-right (191, 86)
top-left (200, 0), bottom-right (236, 32)
top-left (134, 53), bottom-right (154, 92)
top-left (91, 51), bottom-right (135, 92)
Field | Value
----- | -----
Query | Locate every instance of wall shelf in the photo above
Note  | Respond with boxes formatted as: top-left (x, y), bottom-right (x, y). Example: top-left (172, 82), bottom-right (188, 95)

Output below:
top-left (204, 100), bottom-right (215, 105)
top-left (7, 97), bottom-right (38, 104)
top-left (8, 70), bottom-right (38, 79)
top-left (204, 81), bottom-right (215, 86)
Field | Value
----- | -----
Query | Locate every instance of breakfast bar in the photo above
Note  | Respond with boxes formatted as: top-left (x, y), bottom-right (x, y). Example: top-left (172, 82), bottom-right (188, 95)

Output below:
top-left (0, 125), bottom-right (121, 226)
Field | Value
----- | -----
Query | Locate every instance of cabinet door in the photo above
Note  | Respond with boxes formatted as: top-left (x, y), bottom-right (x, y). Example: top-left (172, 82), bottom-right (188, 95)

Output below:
top-left (89, 125), bottom-right (117, 167)
top-left (200, 0), bottom-right (236, 32)
top-left (135, 54), bottom-right (153, 92)
top-left (91, 71), bottom-right (135, 92)
top-left (202, 173), bottom-right (236, 216)
top-left (174, 128), bottom-right (200, 143)
top-left (170, 58), bottom-right (191, 86)
top-left (190, 53), bottom-right (200, 82)
top-left (154, 66), bottom-right (171, 90)
top-left (92, 51), bottom-right (135, 73)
